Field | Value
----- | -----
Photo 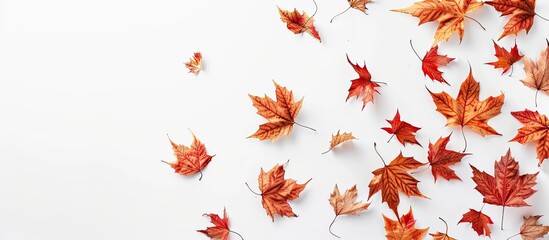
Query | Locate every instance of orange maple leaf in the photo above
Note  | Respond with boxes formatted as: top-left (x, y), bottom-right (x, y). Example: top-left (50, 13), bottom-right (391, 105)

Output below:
top-left (428, 67), bottom-right (504, 151)
top-left (382, 110), bottom-right (422, 147)
top-left (470, 149), bottom-right (539, 229)
top-left (162, 131), bottom-right (214, 180)
top-left (486, 0), bottom-right (546, 39)
top-left (458, 208), bottom-right (494, 237)
top-left (430, 218), bottom-right (456, 240)
top-left (184, 52), bottom-right (202, 75)
top-left (508, 215), bottom-right (549, 240)
top-left (248, 81), bottom-right (314, 141)
top-left (486, 40), bottom-right (523, 75)
top-left (411, 41), bottom-right (455, 84)
top-left (368, 143), bottom-right (427, 217)
top-left (330, 0), bottom-right (372, 23)
top-left (426, 133), bottom-right (469, 182)
top-left (328, 184), bottom-right (370, 238)
top-left (345, 54), bottom-right (383, 110)
top-left (322, 130), bottom-right (357, 154)
top-left (247, 162), bottom-right (311, 221)
top-left (521, 40), bottom-right (549, 107)
top-left (393, 0), bottom-right (484, 45)
top-left (510, 109), bottom-right (549, 166)
top-left (197, 208), bottom-right (243, 240)
top-left (277, 6), bottom-right (321, 42)
top-left (383, 207), bottom-right (429, 240)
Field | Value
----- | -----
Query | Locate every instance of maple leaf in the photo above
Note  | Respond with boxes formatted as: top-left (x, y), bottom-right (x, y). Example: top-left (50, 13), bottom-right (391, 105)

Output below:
top-left (277, 5), bottom-right (321, 42)
top-left (392, 0), bottom-right (485, 45)
top-left (521, 40), bottom-right (549, 107)
top-left (470, 149), bottom-right (539, 229)
top-left (246, 162), bottom-right (311, 221)
top-left (426, 133), bottom-right (469, 182)
top-left (197, 208), bottom-right (243, 240)
top-left (486, 40), bottom-right (523, 76)
top-left (409, 40), bottom-right (455, 84)
top-left (248, 81), bottom-right (315, 141)
top-left (383, 207), bottom-right (429, 240)
top-left (368, 143), bottom-right (427, 217)
top-left (508, 215), bottom-right (549, 240)
top-left (430, 217), bottom-right (457, 240)
top-left (345, 54), bottom-right (383, 110)
top-left (458, 208), bottom-right (494, 237)
top-left (381, 110), bottom-right (422, 147)
top-left (322, 130), bottom-right (357, 154)
top-left (485, 0), bottom-right (548, 39)
top-left (510, 109), bottom-right (549, 166)
top-left (328, 184), bottom-right (370, 238)
top-left (330, 0), bottom-right (372, 23)
top-left (185, 52), bottom-right (202, 75)
top-left (428, 67), bottom-right (504, 151)
top-left (162, 131), bottom-right (213, 180)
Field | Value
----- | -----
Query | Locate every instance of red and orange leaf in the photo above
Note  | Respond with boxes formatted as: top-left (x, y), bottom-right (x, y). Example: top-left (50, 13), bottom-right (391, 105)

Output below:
top-left (330, 0), bottom-right (372, 23)
top-left (427, 133), bottom-right (469, 182)
top-left (328, 184), bottom-right (370, 238)
top-left (521, 40), bottom-right (549, 106)
top-left (393, 0), bottom-right (484, 45)
top-left (383, 207), bottom-right (429, 240)
top-left (485, 0), bottom-right (538, 39)
top-left (428, 67), bottom-right (504, 136)
top-left (421, 45), bottom-right (454, 84)
top-left (486, 40), bottom-right (523, 75)
top-left (368, 150), bottom-right (427, 217)
top-left (277, 7), bottom-right (321, 42)
top-left (322, 130), bottom-right (357, 154)
top-left (514, 215), bottom-right (549, 240)
top-left (430, 218), bottom-right (457, 240)
top-left (382, 110), bottom-right (422, 147)
top-left (197, 208), bottom-right (236, 240)
top-left (345, 54), bottom-right (382, 110)
top-left (185, 52), bottom-right (202, 75)
top-left (458, 208), bottom-right (494, 237)
top-left (248, 81), bottom-right (307, 142)
top-left (510, 109), bottom-right (549, 166)
top-left (162, 131), bottom-right (213, 180)
top-left (255, 162), bottom-right (311, 221)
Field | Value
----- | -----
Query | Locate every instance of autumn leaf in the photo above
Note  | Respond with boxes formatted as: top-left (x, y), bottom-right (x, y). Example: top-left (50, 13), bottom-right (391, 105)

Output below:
top-left (328, 184), bottom-right (370, 238)
top-left (430, 217), bottom-right (457, 240)
top-left (428, 67), bottom-right (504, 151)
top-left (409, 40), bottom-right (455, 84)
top-left (330, 0), bottom-right (372, 23)
top-left (486, 40), bottom-right (523, 76)
top-left (322, 130), bottom-right (357, 154)
top-left (368, 143), bottom-right (428, 217)
top-left (246, 161), bottom-right (311, 221)
top-left (381, 110), bottom-right (422, 147)
top-left (248, 81), bottom-right (315, 141)
top-left (426, 133), bottom-right (469, 182)
top-left (458, 208), bottom-right (494, 237)
top-left (510, 109), bottom-right (549, 166)
top-left (277, 4), bottom-right (321, 42)
top-left (185, 52), bottom-right (202, 75)
top-left (521, 40), bottom-right (549, 107)
top-left (345, 54), bottom-right (384, 110)
top-left (392, 0), bottom-right (485, 45)
top-left (485, 0), bottom-right (548, 40)
top-left (470, 149), bottom-right (539, 229)
top-left (162, 131), bottom-right (214, 180)
top-left (383, 207), bottom-right (429, 240)
top-left (197, 208), bottom-right (243, 240)
top-left (508, 215), bottom-right (549, 240)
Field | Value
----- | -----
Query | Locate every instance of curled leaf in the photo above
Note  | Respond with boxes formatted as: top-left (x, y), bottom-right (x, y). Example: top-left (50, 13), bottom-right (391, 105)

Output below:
top-left (322, 130), bottom-right (356, 154)
top-left (185, 52), bottom-right (202, 75)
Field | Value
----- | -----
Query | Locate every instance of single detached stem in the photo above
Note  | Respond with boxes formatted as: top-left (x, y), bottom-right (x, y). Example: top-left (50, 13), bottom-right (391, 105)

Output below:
top-left (329, 215), bottom-right (341, 238)
top-left (387, 134), bottom-right (395, 143)
top-left (461, 127), bottom-right (468, 152)
top-left (439, 217), bottom-right (449, 236)
top-left (535, 89), bottom-right (539, 108)
top-left (229, 230), bottom-right (244, 240)
top-left (536, 12), bottom-right (549, 22)
top-left (507, 233), bottom-right (520, 240)
top-left (373, 142), bottom-right (387, 166)
top-left (294, 122), bottom-right (317, 132)
top-left (464, 15), bottom-right (486, 30)
top-left (330, 6), bottom-right (351, 23)
top-left (409, 39), bottom-right (424, 62)
top-left (303, 0), bottom-right (318, 27)
top-left (245, 182), bottom-right (262, 196)
top-left (501, 206), bottom-right (505, 230)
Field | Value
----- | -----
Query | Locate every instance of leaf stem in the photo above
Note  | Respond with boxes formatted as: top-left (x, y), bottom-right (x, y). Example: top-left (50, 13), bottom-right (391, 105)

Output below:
top-left (303, 0), bottom-right (318, 27)
top-left (329, 215), bottom-right (341, 238)
top-left (461, 127), bottom-right (468, 152)
top-left (373, 142), bottom-right (387, 166)
top-left (535, 89), bottom-right (539, 108)
top-left (229, 230), bottom-right (244, 240)
top-left (409, 39), bottom-right (423, 62)
top-left (330, 6), bottom-right (351, 23)
top-left (507, 233), bottom-right (520, 240)
top-left (387, 134), bottom-right (395, 143)
top-left (245, 182), bottom-right (261, 196)
top-left (509, 64), bottom-right (514, 77)
top-left (536, 12), bottom-right (549, 21)
top-left (464, 16), bottom-right (486, 30)
top-left (501, 206), bottom-right (505, 230)
top-left (294, 122), bottom-right (317, 132)
top-left (198, 169), bottom-right (203, 181)
top-left (321, 148), bottom-right (331, 155)
top-left (373, 81), bottom-right (388, 85)
top-left (439, 217), bottom-right (449, 236)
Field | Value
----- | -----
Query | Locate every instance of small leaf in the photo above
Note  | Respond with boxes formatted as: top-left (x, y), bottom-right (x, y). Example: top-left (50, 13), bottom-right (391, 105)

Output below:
top-left (322, 130), bottom-right (356, 154)
top-left (162, 131), bottom-right (213, 180)
top-left (277, 7), bottom-right (321, 42)
top-left (458, 208), bottom-right (494, 237)
top-left (185, 52), bottom-right (202, 75)
top-left (383, 207), bottom-right (429, 240)
top-left (328, 184), bottom-right (370, 238)
top-left (426, 133), bottom-right (469, 182)
top-left (381, 110), bottom-right (421, 147)
top-left (486, 40), bottom-right (523, 75)
top-left (345, 54), bottom-right (382, 110)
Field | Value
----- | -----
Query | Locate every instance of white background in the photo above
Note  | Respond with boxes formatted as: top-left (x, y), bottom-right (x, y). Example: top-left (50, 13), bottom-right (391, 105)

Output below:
top-left (1, 0), bottom-right (549, 239)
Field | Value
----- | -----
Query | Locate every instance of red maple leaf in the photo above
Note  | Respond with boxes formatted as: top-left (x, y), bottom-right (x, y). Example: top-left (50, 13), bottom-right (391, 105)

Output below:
top-left (162, 132), bottom-right (214, 180)
top-left (382, 110), bottom-right (422, 146)
top-left (486, 40), bottom-right (523, 75)
top-left (426, 133), bottom-right (469, 182)
top-left (345, 54), bottom-right (383, 110)
top-left (197, 208), bottom-right (243, 240)
top-left (510, 109), bottom-right (549, 166)
top-left (458, 208), bottom-right (494, 237)
top-left (277, 6), bottom-right (321, 42)
top-left (410, 41), bottom-right (454, 84)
